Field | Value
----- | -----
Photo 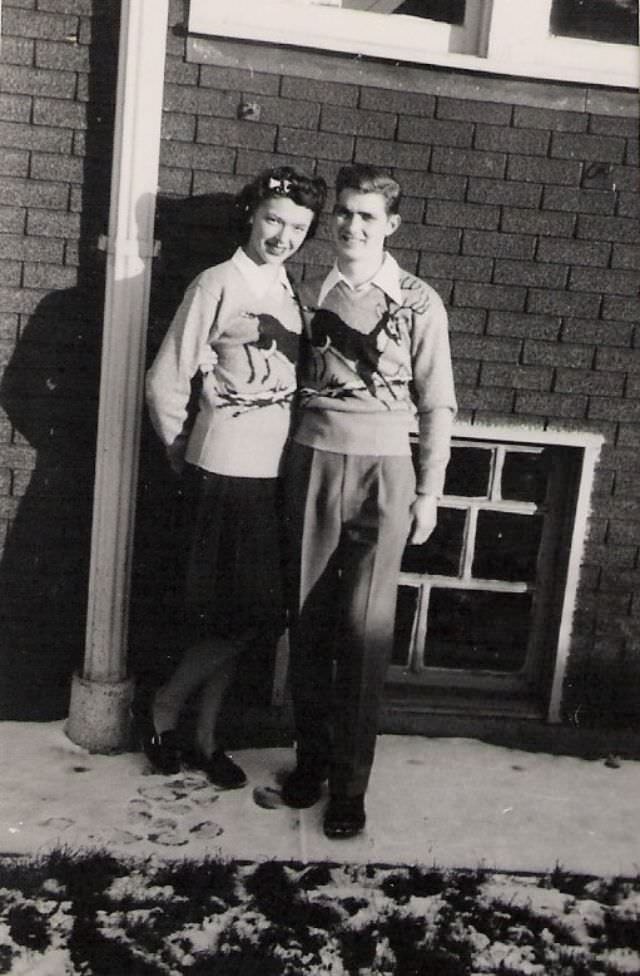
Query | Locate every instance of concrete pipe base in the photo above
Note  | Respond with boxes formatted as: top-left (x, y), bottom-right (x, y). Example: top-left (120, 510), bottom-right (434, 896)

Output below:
top-left (66, 672), bottom-right (135, 754)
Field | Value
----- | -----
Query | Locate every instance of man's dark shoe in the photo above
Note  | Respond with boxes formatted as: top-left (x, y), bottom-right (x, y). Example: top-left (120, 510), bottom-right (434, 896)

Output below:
top-left (196, 749), bottom-right (248, 789)
top-left (323, 794), bottom-right (366, 839)
top-left (134, 699), bottom-right (182, 775)
top-left (281, 762), bottom-right (328, 808)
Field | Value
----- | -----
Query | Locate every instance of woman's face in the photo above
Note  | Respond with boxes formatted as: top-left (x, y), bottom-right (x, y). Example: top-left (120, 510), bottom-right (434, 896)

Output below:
top-left (245, 195), bottom-right (314, 266)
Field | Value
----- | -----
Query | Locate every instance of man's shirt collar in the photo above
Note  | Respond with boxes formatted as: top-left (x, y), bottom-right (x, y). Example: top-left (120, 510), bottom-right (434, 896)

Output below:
top-left (318, 252), bottom-right (402, 306)
top-left (232, 247), bottom-right (293, 297)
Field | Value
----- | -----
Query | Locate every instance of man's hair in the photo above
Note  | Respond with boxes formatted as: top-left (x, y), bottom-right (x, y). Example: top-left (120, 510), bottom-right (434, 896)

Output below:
top-left (236, 166), bottom-right (327, 239)
top-left (335, 164), bottom-right (402, 215)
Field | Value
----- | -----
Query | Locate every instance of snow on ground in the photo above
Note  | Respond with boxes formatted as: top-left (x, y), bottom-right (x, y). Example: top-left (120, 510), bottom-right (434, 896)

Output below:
top-left (1, 721), bottom-right (639, 875)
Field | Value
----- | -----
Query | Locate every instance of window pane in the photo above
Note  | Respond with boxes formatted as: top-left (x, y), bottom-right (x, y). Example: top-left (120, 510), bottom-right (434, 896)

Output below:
top-left (402, 507), bottom-right (465, 576)
top-left (425, 588), bottom-right (531, 672)
top-left (501, 450), bottom-right (549, 505)
top-left (392, 585), bottom-right (419, 666)
top-left (473, 511), bottom-right (543, 582)
top-left (342, 0), bottom-right (466, 23)
top-left (551, 0), bottom-right (639, 45)
top-left (443, 446), bottom-right (492, 497)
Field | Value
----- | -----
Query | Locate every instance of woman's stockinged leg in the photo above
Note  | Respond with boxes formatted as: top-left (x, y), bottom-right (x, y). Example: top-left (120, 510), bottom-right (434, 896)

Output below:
top-left (195, 643), bottom-right (243, 758)
top-left (153, 636), bottom-right (240, 735)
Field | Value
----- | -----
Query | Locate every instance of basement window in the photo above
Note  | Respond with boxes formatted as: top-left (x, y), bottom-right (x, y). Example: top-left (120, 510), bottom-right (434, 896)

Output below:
top-left (188, 0), bottom-right (639, 88)
top-left (388, 425), bottom-right (603, 722)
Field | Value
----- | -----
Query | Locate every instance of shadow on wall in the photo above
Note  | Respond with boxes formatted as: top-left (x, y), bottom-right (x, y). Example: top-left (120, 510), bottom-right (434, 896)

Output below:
top-left (127, 192), bottom-right (241, 692)
top-left (0, 6), bottom-right (120, 721)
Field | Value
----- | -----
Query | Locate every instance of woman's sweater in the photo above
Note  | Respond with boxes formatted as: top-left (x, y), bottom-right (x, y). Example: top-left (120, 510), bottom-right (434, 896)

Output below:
top-left (146, 248), bottom-right (303, 478)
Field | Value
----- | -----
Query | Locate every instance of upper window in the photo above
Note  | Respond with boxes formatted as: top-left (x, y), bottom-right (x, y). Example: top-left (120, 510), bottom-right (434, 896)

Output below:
top-left (188, 0), bottom-right (639, 87)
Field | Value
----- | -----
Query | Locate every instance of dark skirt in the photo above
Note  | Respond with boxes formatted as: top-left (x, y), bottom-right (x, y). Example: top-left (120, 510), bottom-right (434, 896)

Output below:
top-left (181, 465), bottom-right (286, 644)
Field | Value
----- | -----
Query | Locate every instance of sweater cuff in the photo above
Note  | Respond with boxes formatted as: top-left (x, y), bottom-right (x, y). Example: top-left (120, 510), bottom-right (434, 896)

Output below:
top-left (416, 407), bottom-right (454, 497)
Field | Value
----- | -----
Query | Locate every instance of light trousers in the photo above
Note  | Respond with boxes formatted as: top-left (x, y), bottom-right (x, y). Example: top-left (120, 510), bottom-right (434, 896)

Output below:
top-left (285, 442), bottom-right (415, 797)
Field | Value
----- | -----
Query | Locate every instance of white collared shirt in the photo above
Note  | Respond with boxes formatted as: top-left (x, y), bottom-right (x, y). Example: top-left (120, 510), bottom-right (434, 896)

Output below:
top-left (231, 247), bottom-right (293, 299)
top-left (317, 251), bottom-right (403, 306)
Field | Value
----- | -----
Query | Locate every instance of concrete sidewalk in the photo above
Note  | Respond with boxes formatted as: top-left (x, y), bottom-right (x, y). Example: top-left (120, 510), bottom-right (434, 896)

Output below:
top-left (1, 721), bottom-right (638, 877)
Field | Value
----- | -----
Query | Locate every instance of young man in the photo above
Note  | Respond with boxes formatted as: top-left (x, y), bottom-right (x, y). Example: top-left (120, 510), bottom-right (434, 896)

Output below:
top-left (282, 164), bottom-right (457, 839)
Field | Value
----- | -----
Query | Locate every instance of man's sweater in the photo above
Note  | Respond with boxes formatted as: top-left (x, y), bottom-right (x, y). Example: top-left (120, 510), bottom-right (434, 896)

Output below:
top-left (295, 254), bottom-right (457, 496)
top-left (146, 249), bottom-right (303, 478)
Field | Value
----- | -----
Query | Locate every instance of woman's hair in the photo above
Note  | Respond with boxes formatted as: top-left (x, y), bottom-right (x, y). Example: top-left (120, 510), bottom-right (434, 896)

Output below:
top-left (236, 166), bottom-right (327, 239)
top-left (335, 164), bottom-right (402, 215)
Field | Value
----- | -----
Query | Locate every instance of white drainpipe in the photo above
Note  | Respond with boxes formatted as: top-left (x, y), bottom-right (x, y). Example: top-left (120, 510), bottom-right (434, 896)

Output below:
top-left (66, 0), bottom-right (169, 751)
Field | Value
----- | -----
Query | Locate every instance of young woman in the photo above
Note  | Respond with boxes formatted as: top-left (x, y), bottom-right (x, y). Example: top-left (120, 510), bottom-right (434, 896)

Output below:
top-left (142, 166), bottom-right (327, 788)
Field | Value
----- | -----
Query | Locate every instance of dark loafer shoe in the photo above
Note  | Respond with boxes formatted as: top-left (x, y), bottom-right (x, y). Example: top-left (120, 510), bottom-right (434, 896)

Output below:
top-left (134, 698), bottom-right (182, 775)
top-left (323, 794), bottom-right (366, 839)
top-left (198, 749), bottom-right (248, 790)
top-left (281, 762), bottom-right (329, 808)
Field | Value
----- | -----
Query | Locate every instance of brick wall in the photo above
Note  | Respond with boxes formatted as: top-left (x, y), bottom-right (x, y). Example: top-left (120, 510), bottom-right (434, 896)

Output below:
top-left (1, 0), bottom-right (638, 726)
top-left (0, 0), bottom-right (119, 718)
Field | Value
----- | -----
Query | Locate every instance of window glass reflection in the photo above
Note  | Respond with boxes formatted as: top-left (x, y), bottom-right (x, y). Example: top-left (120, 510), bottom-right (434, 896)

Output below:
top-left (473, 511), bottom-right (543, 582)
top-left (443, 447), bottom-right (491, 497)
top-left (501, 450), bottom-right (549, 505)
top-left (551, 0), bottom-right (638, 45)
top-left (402, 507), bottom-right (465, 576)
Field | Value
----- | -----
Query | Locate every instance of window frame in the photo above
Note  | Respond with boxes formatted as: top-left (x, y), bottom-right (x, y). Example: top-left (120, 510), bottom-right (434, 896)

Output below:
top-left (188, 0), bottom-right (639, 89)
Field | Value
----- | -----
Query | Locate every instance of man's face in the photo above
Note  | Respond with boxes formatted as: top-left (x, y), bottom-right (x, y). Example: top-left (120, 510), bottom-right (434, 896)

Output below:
top-left (331, 189), bottom-right (401, 264)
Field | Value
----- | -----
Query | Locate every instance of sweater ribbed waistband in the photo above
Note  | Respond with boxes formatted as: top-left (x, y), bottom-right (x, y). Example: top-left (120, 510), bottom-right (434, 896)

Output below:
top-left (293, 408), bottom-right (412, 456)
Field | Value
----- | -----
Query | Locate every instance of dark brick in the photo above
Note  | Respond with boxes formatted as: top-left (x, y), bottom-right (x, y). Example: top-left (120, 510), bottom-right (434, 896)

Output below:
top-left (0, 93), bottom-right (31, 123)
top-left (608, 164), bottom-right (639, 192)
top-left (488, 312), bottom-right (560, 341)
top-left (583, 543), bottom-right (637, 570)
top-left (555, 369), bottom-right (624, 397)
top-left (26, 209), bottom-right (80, 238)
top-left (542, 186), bottom-right (615, 215)
top-left (501, 207), bottom-right (575, 237)
top-left (569, 267), bottom-right (639, 297)
top-left (360, 87), bottom-right (434, 116)
top-left (617, 192), bottom-right (640, 219)
top-left (279, 126), bottom-right (353, 162)
top-left (426, 277), bottom-right (453, 304)
top-left (38, 0), bottom-right (94, 13)
top-left (624, 139), bottom-right (638, 166)
top-left (395, 170), bottom-right (467, 201)
top-left (163, 113), bottom-right (196, 141)
top-left (0, 207), bottom-right (26, 234)
top-left (493, 259), bottom-right (567, 289)
top-left (481, 363), bottom-right (552, 391)
top-left (189, 170), bottom-right (246, 198)
top-left (159, 141), bottom-right (235, 172)
top-left (23, 263), bottom-right (77, 290)
top-left (527, 289), bottom-right (601, 318)
top-left (456, 386), bottom-right (514, 412)
top-left (35, 39), bottom-right (89, 73)
top-left (236, 149), bottom-right (315, 176)
top-left (30, 152), bottom-right (84, 182)
top-left (507, 155), bottom-right (582, 186)
top-left (354, 137), bottom-right (427, 170)
top-left (198, 117), bottom-right (276, 152)
top-left (452, 361), bottom-right (480, 385)
top-left (536, 237), bottom-right (610, 268)
top-left (427, 200), bottom-right (499, 231)
top-left (437, 97), bottom-right (511, 126)
top-left (523, 340), bottom-right (593, 369)
top-left (432, 147), bottom-right (506, 179)
top-left (562, 318), bottom-right (633, 347)
top-left (551, 132), bottom-right (626, 164)
top-left (595, 348), bottom-right (640, 373)
top-left (609, 522), bottom-right (640, 548)
top-left (160, 166), bottom-right (193, 196)
top-left (0, 236), bottom-right (63, 264)
top-left (589, 398), bottom-right (640, 423)
top-left (282, 77), bottom-right (358, 108)
top-left (0, 150), bottom-right (29, 177)
top-left (0, 262), bottom-right (21, 287)
top-left (398, 197), bottom-right (424, 222)
top-left (463, 230), bottom-right (535, 260)
top-left (626, 374), bottom-right (640, 397)
top-left (199, 64), bottom-right (280, 96)
top-left (602, 295), bottom-right (640, 322)
top-left (589, 114), bottom-right (639, 138)
top-left (467, 177), bottom-right (541, 208)
top-left (398, 116), bottom-right (473, 149)
top-left (0, 286), bottom-right (47, 313)
top-left (447, 308), bottom-right (486, 334)
top-left (164, 58), bottom-right (199, 87)
top-left (515, 391), bottom-right (587, 419)
top-left (163, 84), bottom-right (237, 118)
top-left (2, 7), bottom-right (79, 40)
top-left (259, 96), bottom-right (321, 130)
top-left (0, 120), bottom-right (72, 153)
top-left (454, 281), bottom-right (526, 312)
top-left (322, 105), bottom-right (395, 139)
top-left (513, 105), bottom-right (587, 133)
top-left (450, 334), bottom-right (521, 363)
top-left (0, 37), bottom-right (35, 66)
top-left (0, 314), bottom-right (18, 341)
top-left (475, 124), bottom-right (549, 156)
top-left (611, 244), bottom-right (640, 271)
top-left (418, 253), bottom-right (492, 282)
top-left (0, 176), bottom-right (68, 210)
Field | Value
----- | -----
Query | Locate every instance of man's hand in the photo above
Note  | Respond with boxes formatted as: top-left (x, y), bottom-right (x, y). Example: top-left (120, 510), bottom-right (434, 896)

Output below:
top-left (408, 493), bottom-right (438, 545)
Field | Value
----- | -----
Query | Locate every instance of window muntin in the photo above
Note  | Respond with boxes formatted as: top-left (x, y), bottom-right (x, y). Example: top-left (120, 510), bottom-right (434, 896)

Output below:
top-left (188, 0), bottom-right (639, 88)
